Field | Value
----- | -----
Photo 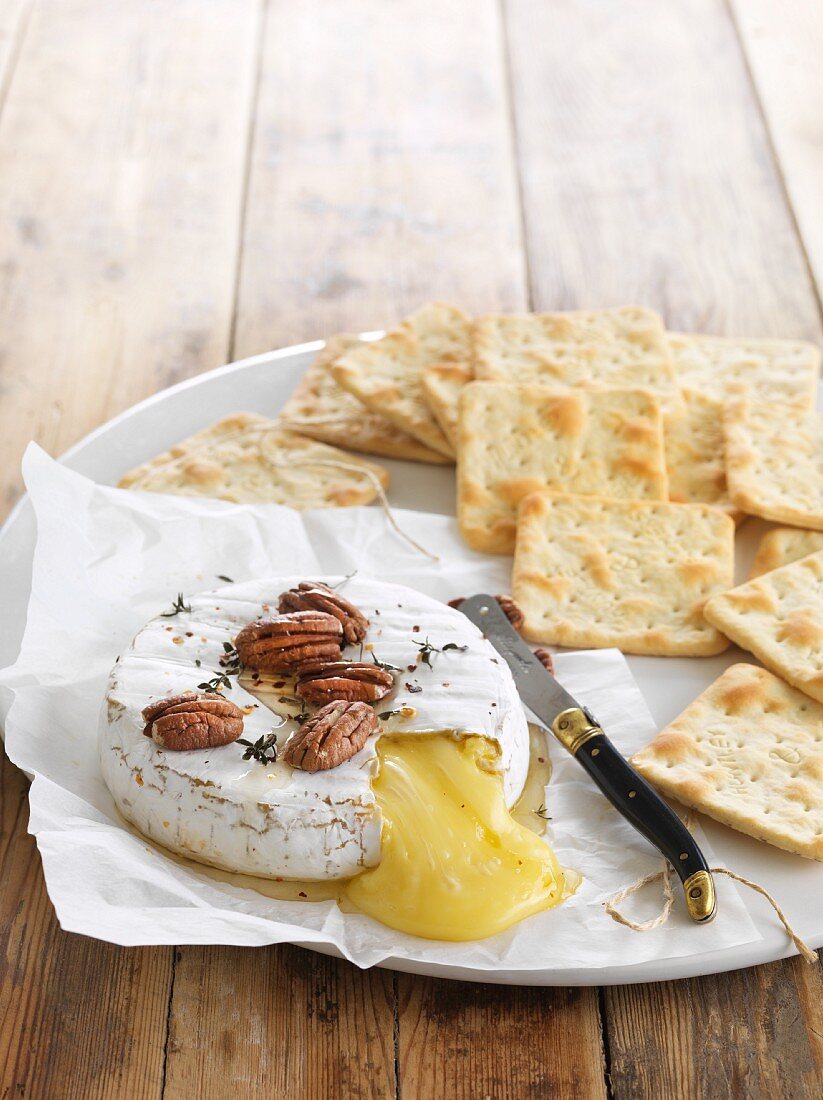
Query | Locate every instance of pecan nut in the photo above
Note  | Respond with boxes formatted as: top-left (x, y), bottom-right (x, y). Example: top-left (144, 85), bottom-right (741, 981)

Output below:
top-left (295, 661), bottom-right (395, 706)
top-left (448, 594), bottom-right (525, 633)
top-left (278, 581), bottom-right (369, 646)
top-left (282, 700), bottom-right (377, 771)
top-left (142, 692), bottom-right (244, 751)
top-left (234, 610), bottom-right (343, 673)
top-left (533, 648), bottom-right (554, 675)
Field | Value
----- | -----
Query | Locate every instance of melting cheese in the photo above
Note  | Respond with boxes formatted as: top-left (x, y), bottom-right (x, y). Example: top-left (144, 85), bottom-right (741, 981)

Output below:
top-left (344, 733), bottom-right (565, 941)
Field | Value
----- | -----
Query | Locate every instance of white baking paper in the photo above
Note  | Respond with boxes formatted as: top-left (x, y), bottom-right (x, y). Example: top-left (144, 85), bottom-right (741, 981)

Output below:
top-left (0, 444), bottom-right (762, 972)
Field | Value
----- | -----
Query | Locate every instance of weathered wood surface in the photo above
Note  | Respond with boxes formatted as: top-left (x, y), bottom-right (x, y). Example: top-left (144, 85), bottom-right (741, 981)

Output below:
top-left (1, 0), bottom-right (822, 1097)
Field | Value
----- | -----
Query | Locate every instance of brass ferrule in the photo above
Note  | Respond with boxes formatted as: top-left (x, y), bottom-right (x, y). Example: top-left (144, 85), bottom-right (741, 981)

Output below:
top-left (683, 869), bottom-right (717, 923)
top-left (552, 707), bottom-right (602, 756)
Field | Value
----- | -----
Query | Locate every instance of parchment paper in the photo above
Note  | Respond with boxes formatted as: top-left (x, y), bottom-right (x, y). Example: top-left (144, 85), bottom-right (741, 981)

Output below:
top-left (0, 444), bottom-right (761, 971)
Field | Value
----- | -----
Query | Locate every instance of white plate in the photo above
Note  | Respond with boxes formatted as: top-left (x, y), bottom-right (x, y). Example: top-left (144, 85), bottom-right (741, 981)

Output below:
top-left (1, 339), bottom-right (822, 985)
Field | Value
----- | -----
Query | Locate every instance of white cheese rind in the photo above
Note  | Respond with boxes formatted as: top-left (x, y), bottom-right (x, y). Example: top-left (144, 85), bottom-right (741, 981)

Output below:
top-left (101, 576), bottom-right (529, 880)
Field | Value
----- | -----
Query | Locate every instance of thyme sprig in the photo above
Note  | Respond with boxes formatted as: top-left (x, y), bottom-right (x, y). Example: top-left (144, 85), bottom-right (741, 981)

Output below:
top-left (198, 671), bottom-right (232, 693)
top-left (370, 651), bottom-right (403, 673)
top-left (413, 637), bottom-right (468, 668)
top-left (534, 804), bottom-right (552, 821)
top-left (161, 593), bottom-right (191, 618)
top-left (238, 733), bottom-right (278, 765)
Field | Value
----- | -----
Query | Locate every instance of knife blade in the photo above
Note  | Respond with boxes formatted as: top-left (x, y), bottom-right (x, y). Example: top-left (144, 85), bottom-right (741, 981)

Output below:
top-left (458, 593), bottom-right (716, 923)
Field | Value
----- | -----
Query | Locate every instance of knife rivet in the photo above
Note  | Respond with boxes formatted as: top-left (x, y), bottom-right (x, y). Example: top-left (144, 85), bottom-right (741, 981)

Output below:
top-left (679, 852), bottom-right (688, 861)
top-left (689, 887), bottom-right (702, 899)
top-left (628, 790), bottom-right (636, 798)
top-left (591, 748), bottom-right (600, 756)
top-left (558, 719), bottom-right (569, 730)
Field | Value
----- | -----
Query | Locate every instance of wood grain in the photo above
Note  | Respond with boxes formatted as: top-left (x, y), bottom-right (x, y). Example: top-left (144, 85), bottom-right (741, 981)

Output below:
top-left (0, 0), bottom-right (260, 517)
top-left (396, 977), bottom-right (607, 1099)
top-left (604, 960), bottom-right (823, 1098)
top-left (730, 0), bottom-right (823, 312)
top-left (503, 0), bottom-right (823, 342)
top-left (231, 0), bottom-right (528, 355)
top-left (164, 945), bottom-right (396, 1099)
top-left (0, 754), bottom-right (172, 1099)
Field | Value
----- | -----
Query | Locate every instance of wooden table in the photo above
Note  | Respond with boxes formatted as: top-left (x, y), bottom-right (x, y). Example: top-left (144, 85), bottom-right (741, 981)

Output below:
top-left (1, 1), bottom-right (823, 1096)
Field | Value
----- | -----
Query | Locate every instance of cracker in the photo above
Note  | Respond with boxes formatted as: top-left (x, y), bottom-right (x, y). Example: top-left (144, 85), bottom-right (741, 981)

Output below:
top-left (512, 492), bottom-right (733, 656)
top-left (663, 388), bottom-right (742, 520)
top-left (704, 551), bottom-right (823, 704)
top-left (723, 395), bottom-right (823, 530)
top-left (279, 336), bottom-right (450, 465)
top-left (118, 412), bottom-right (389, 509)
top-left (473, 306), bottom-right (681, 409)
top-left (457, 382), bottom-right (668, 554)
top-left (420, 362), bottom-right (473, 449)
top-left (632, 664), bottom-right (823, 860)
top-left (331, 303), bottom-right (472, 457)
top-left (750, 528), bottom-right (823, 579)
top-left (668, 332), bottom-right (820, 409)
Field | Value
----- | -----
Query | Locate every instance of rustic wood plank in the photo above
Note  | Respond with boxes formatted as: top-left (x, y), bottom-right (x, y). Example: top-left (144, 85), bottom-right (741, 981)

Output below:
top-left (730, 0), bottom-right (823, 312)
top-left (396, 977), bottom-right (607, 1098)
top-left (0, 1), bottom-right (263, 1095)
top-left (503, 1), bottom-right (823, 1093)
top-left (231, 0), bottom-right (528, 355)
top-left (0, 0), bottom-right (260, 519)
top-left (0, 753), bottom-right (172, 1099)
top-left (163, 946), bottom-right (396, 1099)
top-left (503, 0), bottom-right (823, 341)
top-left (604, 960), bottom-right (823, 1098)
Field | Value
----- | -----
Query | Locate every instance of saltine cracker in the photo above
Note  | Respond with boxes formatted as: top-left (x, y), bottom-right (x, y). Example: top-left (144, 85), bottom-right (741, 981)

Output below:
top-left (750, 528), bottom-right (823, 579)
top-left (512, 492), bottom-right (734, 656)
top-left (723, 396), bottom-right (823, 530)
top-left (331, 303), bottom-right (472, 457)
top-left (663, 388), bottom-right (742, 520)
top-left (472, 306), bottom-right (681, 410)
top-left (279, 336), bottom-right (450, 465)
top-left (704, 551), bottom-right (823, 704)
top-left (457, 382), bottom-right (668, 554)
top-left (632, 664), bottom-right (823, 860)
top-left (668, 332), bottom-right (820, 409)
top-left (118, 412), bottom-right (389, 509)
top-left (420, 362), bottom-right (473, 450)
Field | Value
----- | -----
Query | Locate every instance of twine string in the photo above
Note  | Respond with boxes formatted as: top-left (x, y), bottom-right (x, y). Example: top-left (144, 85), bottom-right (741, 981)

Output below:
top-left (603, 810), bottom-right (817, 963)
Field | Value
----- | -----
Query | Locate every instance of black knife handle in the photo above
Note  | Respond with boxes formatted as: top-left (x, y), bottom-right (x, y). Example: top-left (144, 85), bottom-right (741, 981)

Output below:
top-left (552, 707), bottom-right (716, 922)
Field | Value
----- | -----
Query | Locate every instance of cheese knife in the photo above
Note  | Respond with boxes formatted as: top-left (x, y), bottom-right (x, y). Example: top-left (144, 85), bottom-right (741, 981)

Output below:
top-left (457, 593), bottom-right (716, 923)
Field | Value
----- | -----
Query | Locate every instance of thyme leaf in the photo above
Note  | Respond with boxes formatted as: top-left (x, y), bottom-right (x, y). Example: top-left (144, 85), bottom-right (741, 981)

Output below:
top-left (238, 733), bottom-right (278, 765)
top-left (198, 671), bottom-right (232, 693)
top-left (219, 641), bottom-right (242, 676)
top-left (370, 651), bottom-right (403, 673)
top-left (534, 804), bottom-right (551, 821)
top-left (161, 593), bottom-right (191, 618)
top-left (413, 637), bottom-right (468, 668)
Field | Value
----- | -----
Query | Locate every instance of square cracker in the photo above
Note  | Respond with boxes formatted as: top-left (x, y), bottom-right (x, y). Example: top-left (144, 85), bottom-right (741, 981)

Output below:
top-left (472, 306), bottom-right (681, 410)
top-left (704, 551), bottom-right (823, 704)
top-left (723, 395), bottom-right (823, 530)
top-left (457, 382), bottom-right (668, 554)
top-left (663, 388), bottom-right (742, 520)
top-left (750, 528), bottom-right (823, 579)
top-left (420, 362), bottom-right (473, 450)
top-left (118, 412), bottom-right (389, 509)
top-left (668, 332), bottom-right (820, 409)
top-left (512, 492), bottom-right (733, 656)
top-left (632, 664), bottom-right (823, 861)
top-left (331, 302), bottom-right (472, 458)
top-left (279, 335), bottom-right (450, 465)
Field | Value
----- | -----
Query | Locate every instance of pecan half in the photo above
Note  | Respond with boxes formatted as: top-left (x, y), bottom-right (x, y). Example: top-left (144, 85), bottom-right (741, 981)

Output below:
top-left (278, 581), bottom-right (369, 646)
top-left (294, 661), bottom-right (395, 706)
top-left (234, 611), bottom-right (343, 673)
top-left (534, 648), bottom-right (554, 675)
top-left (142, 692), bottom-right (244, 751)
top-left (448, 594), bottom-right (525, 633)
top-left (282, 700), bottom-right (377, 771)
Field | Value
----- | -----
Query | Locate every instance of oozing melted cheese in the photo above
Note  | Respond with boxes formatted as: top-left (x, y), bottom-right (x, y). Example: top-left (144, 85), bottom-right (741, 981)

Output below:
top-left (344, 734), bottom-right (565, 941)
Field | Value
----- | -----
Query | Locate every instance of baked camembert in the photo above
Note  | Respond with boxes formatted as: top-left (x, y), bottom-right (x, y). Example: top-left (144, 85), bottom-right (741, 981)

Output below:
top-left (101, 577), bottom-right (566, 940)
